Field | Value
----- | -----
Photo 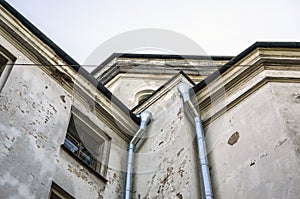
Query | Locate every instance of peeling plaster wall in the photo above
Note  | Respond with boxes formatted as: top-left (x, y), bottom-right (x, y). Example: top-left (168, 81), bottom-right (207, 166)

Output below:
top-left (133, 83), bottom-right (201, 199)
top-left (0, 34), bottom-right (76, 198)
top-left (70, 102), bottom-right (130, 199)
top-left (205, 83), bottom-right (300, 198)
top-left (0, 68), bottom-right (129, 199)
top-left (0, 64), bottom-right (73, 198)
top-left (0, 37), bottom-right (129, 199)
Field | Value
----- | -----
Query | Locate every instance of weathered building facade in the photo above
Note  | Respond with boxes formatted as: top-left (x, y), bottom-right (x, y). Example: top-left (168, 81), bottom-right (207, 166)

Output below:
top-left (0, 1), bottom-right (300, 198)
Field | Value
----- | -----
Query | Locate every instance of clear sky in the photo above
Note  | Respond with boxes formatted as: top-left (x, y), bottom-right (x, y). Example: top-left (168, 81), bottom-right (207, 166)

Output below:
top-left (6, 0), bottom-right (300, 70)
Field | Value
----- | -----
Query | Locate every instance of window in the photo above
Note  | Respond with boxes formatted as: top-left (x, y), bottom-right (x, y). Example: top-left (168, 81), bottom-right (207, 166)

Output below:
top-left (0, 45), bottom-right (16, 93)
top-left (138, 93), bottom-right (152, 105)
top-left (63, 109), bottom-right (110, 177)
top-left (49, 182), bottom-right (74, 199)
top-left (135, 89), bottom-right (155, 105)
top-left (0, 55), bottom-right (8, 76)
top-left (63, 116), bottom-right (100, 171)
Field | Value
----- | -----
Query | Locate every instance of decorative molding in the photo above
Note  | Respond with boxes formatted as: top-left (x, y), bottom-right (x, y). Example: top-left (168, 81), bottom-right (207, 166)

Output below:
top-left (94, 55), bottom-right (229, 87)
top-left (195, 48), bottom-right (300, 127)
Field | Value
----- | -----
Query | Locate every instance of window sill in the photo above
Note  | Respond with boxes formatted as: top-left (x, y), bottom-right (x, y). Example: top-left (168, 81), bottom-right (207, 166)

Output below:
top-left (61, 145), bottom-right (108, 183)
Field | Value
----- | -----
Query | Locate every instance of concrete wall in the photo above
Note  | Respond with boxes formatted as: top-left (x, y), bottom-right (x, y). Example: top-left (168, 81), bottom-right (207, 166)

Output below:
top-left (205, 83), bottom-right (300, 198)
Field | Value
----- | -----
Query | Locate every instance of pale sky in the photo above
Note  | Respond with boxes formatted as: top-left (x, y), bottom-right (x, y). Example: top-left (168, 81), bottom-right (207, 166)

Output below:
top-left (6, 0), bottom-right (300, 70)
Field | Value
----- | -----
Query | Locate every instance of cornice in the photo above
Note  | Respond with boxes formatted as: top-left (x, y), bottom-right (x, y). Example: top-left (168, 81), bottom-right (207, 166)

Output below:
top-left (94, 55), bottom-right (229, 86)
top-left (195, 48), bottom-right (300, 127)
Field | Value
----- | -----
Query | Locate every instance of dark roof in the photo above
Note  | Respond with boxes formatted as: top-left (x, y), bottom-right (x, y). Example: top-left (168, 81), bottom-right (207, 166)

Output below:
top-left (0, 0), bottom-right (140, 124)
top-left (193, 41), bottom-right (300, 93)
top-left (91, 52), bottom-right (233, 75)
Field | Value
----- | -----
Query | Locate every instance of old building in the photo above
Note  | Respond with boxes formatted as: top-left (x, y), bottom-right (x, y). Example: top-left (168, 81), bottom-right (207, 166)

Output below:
top-left (0, 1), bottom-right (300, 198)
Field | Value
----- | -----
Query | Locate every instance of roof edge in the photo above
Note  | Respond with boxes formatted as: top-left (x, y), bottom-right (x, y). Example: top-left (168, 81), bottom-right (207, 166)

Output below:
top-left (91, 52), bottom-right (233, 75)
top-left (0, 0), bottom-right (140, 124)
top-left (0, 0), bottom-right (80, 68)
top-left (193, 41), bottom-right (300, 93)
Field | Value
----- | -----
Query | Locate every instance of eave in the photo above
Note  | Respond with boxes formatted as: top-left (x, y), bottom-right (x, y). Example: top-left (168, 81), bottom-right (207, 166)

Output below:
top-left (193, 42), bottom-right (300, 93)
top-left (0, 1), bottom-right (140, 140)
top-left (193, 42), bottom-right (300, 127)
top-left (92, 53), bottom-right (233, 85)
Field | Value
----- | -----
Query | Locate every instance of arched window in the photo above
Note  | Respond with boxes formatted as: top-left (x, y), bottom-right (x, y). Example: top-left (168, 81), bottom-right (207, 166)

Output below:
top-left (135, 89), bottom-right (155, 105)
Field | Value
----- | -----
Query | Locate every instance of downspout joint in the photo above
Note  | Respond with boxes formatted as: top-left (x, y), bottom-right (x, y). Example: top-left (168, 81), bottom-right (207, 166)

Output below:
top-left (124, 111), bottom-right (152, 199)
top-left (178, 82), bottom-right (213, 199)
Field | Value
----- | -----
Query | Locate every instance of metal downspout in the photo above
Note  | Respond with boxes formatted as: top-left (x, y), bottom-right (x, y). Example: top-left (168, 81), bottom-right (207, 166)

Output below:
top-left (124, 111), bottom-right (152, 199)
top-left (177, 83), bottom-right (213, 199)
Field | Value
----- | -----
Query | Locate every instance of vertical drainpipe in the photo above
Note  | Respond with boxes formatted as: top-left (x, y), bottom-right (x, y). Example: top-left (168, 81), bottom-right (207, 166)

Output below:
top-left (124, 111), bottom-right (152, 199)
top-left (177, 83), bottom-right (213, 199)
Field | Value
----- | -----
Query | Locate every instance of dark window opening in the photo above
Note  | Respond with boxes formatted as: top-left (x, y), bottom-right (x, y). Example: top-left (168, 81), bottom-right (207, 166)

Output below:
top-left (49, 182), bottom-right (74, 199)
top-left (0, 54), bottom-right (8, 77)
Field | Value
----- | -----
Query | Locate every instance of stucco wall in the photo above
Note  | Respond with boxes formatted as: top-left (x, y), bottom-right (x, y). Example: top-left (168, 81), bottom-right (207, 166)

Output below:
top-left (0, 64), bottom-right (74, 198)
top-left (205, 83), bottom-right (300, 198)
top-left (132, 83), bottom-right (201, 198)
top-left (0, 36), bottom-right (129, 199)
top-left (270, 82), bottom-right (300, 157)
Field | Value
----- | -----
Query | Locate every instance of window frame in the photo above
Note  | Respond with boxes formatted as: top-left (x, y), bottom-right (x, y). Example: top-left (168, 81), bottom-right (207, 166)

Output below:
top-left (62, 107), bottom-right (111, 180)
top-left (0, 44), bottom-right (16, 93)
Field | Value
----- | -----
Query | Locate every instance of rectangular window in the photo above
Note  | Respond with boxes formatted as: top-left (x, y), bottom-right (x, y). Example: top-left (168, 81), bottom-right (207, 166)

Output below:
top-left (64, 116), bottom-right (100, 171)
top-left (62, 109), bottom-right (110, 178)
top-left (49, 182), bottom-right (74, 199)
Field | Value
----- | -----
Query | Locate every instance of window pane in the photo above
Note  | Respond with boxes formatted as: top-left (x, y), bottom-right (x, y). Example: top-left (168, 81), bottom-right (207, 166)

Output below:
top-left (63, 137), bottom-right (78, 154)
top-left (63, 113), bottom-right (107, 174)
top-left (77, 129), bottom-right (102, 157)
top-left (79, 145), bottom-right (97, 170)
